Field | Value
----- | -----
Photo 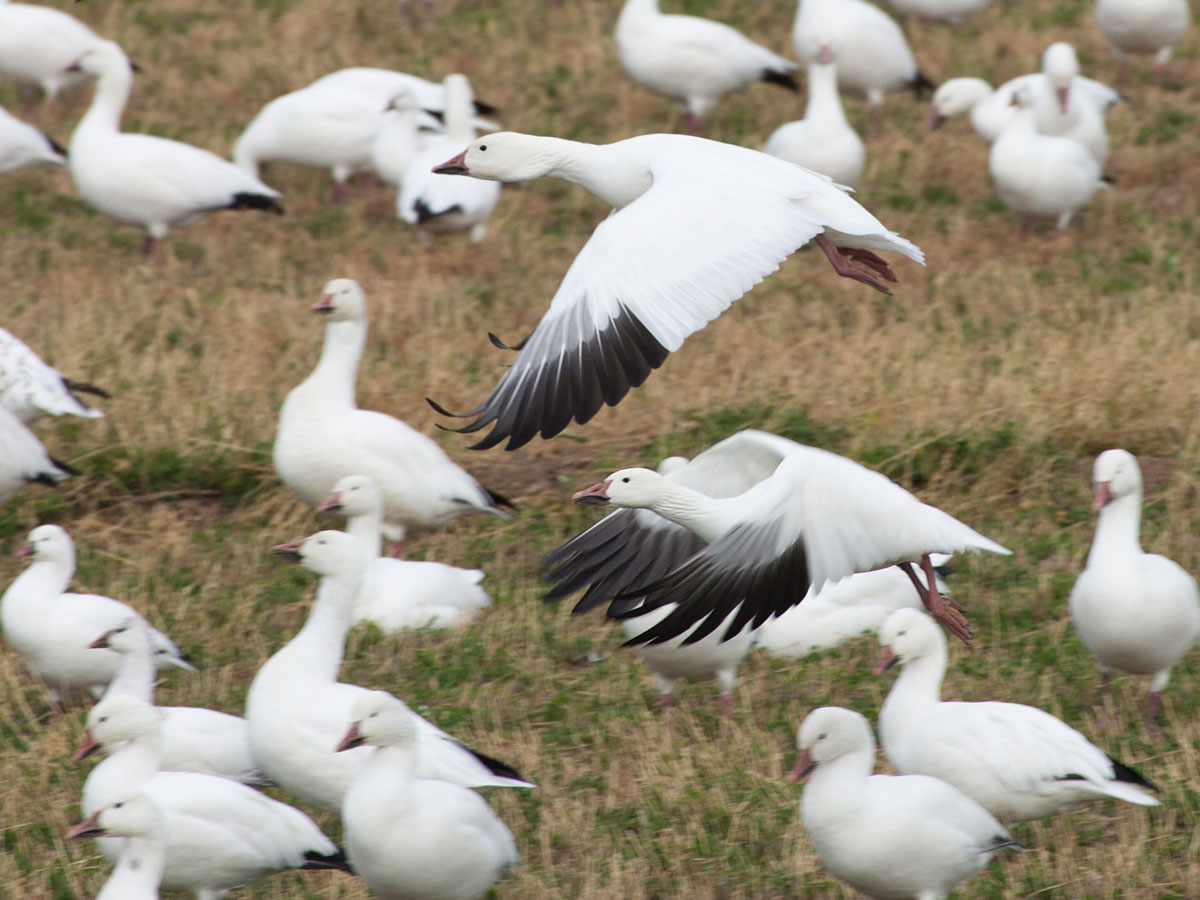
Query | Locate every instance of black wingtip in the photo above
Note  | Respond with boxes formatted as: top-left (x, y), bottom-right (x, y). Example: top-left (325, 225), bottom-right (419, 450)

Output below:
top-left (49, 456), bottom-right (79, 476)
top-left (1109, 756), bottom-right (1158, 792)
top-left (412, 198), bottom-right (462, 224)
top-left (486, 487), bottom-right (517, 511)
top-left (47, 136), bottom-right (67, 157)
top-left (762, 69), bottom-right (799, 91)
top-left (469, 747), bottom-right (528, 784)
top-left (487, 332), bottom-right (529, 352)
top-left (63, 378), bottom-right (110, 399)
top-left (1101, 173), bottom-right (1116, 185)
top-left (473, 100), bottom-right (500, 117)
top-left (301, 848), bottom-right (354, 874)
top-left (229, 192), bottom-right (283, 215)
top-left (910, 71), bottom-right (936, 97)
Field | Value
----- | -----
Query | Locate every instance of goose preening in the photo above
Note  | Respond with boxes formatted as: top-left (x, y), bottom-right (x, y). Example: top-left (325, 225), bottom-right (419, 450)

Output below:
top-left (0, 405), bottom-right (75, 504)
top-left (1095, 0), bottom-right (1190, 82)
top-left (398, 75), bottom-right (500, 242)
top-left (791, 706), bottom-right (1018, 900)
top-left (557, 432), bottom-right (1008, 646)
top-left (339, 691), bottom-right (520, 900)
top-left (1069, 449), bottom-right (1200, 724)
top-left (763, 38), bottom-right (864, 188)
top-left (0, 105), bottom-right (65, 174)
top-left (614, 0), bottom-right (798, 134)
top-left (792, 0), bottom-right (931, 106)
top-left (428, 133), bottom-right (923, 450)
top-left (246, 531), bottom-right (532, 813)
top-left (0, 1), bottom-right (101, 105)
top-left (67, 40), bottom-right (282, 255)
top-left (0, 327), bottom-right (107, 423)
top-left (76, 695), bottom-right (351, 899)
top-left (0, 525), bottom-right (191, 714)
top-left (1035, 43), bottom-right (1109, 166)
top-left (886, 0), bottom-right (991, 24)
top-left (68, 793), bottom-right (165, 900)
top-left (927, 74), bottom-right (1119, 142)
top-left (877, 608), bottom-right (1159, 821)
top-left (319, 474), bottom-right (493, 632)
top-left (273, 279), bottom-right (510, 553)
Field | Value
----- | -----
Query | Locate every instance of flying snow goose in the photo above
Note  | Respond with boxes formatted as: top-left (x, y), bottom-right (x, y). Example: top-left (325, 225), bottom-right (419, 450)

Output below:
top-left (791, 706), bottom-right (1018, 900)
top-left (0, 406), bottom-right (75, 504)
top-left (928, 73), bottom-right (1120, 142)
top-left (1095, 0), bottom-right (1190, 82)
top-left (273, 279), bottom-right (510, 553)
top-left (428, 133), bottom-right (924, 450)
top-left (0, 327), bottom-right (107, 423)
top-left (989, 85), bottom-right (1105, 231)
top-left (1035, 43), bottom-right (1109, 165)
top-left (792, 0), bottom-right (931, 106)
top-left (339, 691), bottom-right (520, 900)
top-left (68, 40), bottom-right (282, 255)
top-left (763, 38), bottom-right (864, 187)
top-left (246, 531), bottom-right (532, 813)
top-left (0, 2), bottom-right (101, 104)
top-left (614, 0), bottom-right (798, 134)
top-left (68, 793), bottom-right (165, 900)
top-left (318, 474), bottom-right (493, 631)
top-left (76, 695), bottom-right (351, 897)
top-left (565, 438), bottom-right (1009, 646)
top-left (0, 105), bottom-right (65, 174)
top-left (886, 0), bottom-right (991, 24)
top-left (93, 618), bottom-right (266, 784)
top-left (877, 608), bottom-right (1159, 820)
top-left (370, 88), bottom-right (427, 187)
top-left (0, 525), bottom-right (191, 714)
top-left (398, 74), bottom-right (501, 242)
top-left (1070, 449), bottom-right (1200, 724)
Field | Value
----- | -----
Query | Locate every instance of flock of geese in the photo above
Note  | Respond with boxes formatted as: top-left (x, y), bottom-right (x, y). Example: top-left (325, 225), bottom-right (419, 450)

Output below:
top-left (1, 0), bottom-right (1197, 898)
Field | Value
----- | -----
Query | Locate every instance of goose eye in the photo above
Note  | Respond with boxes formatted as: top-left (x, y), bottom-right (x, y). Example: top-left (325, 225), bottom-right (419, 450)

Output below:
top-left (622, 477), bottom-right (630, 483)
top-left (478, 145), bottom-right (487, 151)
top-left (818, 732), bottom-right (827, 741)
top-left (114, 802), bottom-right (124, 808)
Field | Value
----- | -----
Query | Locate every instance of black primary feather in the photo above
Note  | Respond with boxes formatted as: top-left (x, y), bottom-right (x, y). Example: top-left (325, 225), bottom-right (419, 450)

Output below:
top-left (228, 193), bottom-right (283, 215)
top-left (761, 69), bottom-right (799, 91)
top-left (301, 848), bottom-right (354, 874)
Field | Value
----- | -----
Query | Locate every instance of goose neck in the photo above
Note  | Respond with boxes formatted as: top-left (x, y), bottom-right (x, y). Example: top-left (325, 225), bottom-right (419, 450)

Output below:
top-left (103, 647), bottom-right (156, 705)
top-left (308, 318), bottom-right (366, 402)
top-left (76, 67), bottom-right (131, 140)
top-left (284, 571), bottom-right (361, 679)
top-left (618, 0), bottom-right (659, 26)
top-left (650, 483), bottom-right (729, 542)
top-left (540, 137), bottom-right (652, 209)
top-left (108, 833), bottom-right (165, 896)
top-left (1089, 492), bottom-right (1142, 562)
top-left (6, 561), bottom-right (73, 608)
top-left (345, 514), bottom-right (383, 558)
top-left (804, 61), bottom-right (848, 127)
top-left (810, 746), bottom-right (873, 791)
top-left (883, 648), bottom-right (945, 722)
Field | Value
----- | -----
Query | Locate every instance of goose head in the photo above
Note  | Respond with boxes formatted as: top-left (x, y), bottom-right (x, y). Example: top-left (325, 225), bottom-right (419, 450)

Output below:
top-left (70, 40), bottom-right (134, 79)
top-left (90, 616), bottom-right (146, 653)
top-left (68, 792), bottom-right (162, 841)
top-left (337, 690), bottom-right (417, 752)
top-left (272, 529), bottom-right (367, 578)
top-left (875, 608), bottom-right (942, 674)
top-left (433, 132), bottom-right (560, 182)
top-left (929, 77), bottom-right (992, 128)
top-left (1092, 448), bottom-right (1141, 511)
top-left (790, 706), bottom-right (872, 782)
top-left (813, 36), bottom-right (836, 66)
top-left (573, 468), bottom-right (665, 508)
top-left (318, 474), bottom-right (383, 519)
top-left (75, 695), bottom-right (161, 761)
top-left (312, 278), bottom-right (366, 321)
top-left (1042, 42), bottom-right (1078, 113)
top-left (19, 524), bottom-right (74, 566)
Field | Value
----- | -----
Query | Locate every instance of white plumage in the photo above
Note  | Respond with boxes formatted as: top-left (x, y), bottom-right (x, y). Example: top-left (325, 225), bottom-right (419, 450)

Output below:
top-left (0, 406), bottom-right (74, 503)
top-left (886, 0), bottom-right (991, 24)
top-left (68, 793), bottom-right (165, 900)
top-left (0, 105), bottom-right (65, 174)
top-left (1035, 42), bottom-right (1109, 165)
top-left (0, 1), bottom-right (101, 102)
top-left (0, 327), bottom-right (105, 423)
top-left (1095, 0), bottom-right (1190, 81)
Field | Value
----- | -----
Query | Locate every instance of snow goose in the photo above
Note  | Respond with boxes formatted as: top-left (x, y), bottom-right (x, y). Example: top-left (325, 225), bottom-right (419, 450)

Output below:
top-left (877, 608), bottom-right (1159, 821)
top-left (68, 40), bottom-right (282, 255)
top-left (339, 691), bottom-right (520, 900)
top-left (398, 75), bottom-right (501, 242)
top-left (0, 405), bottom-right (75, 503)
top-left (989, 85), bottom-right (1105, 231)
top-left (1095, 0), bottom-right (1190, 82)
top-left (246, 530), bottom-right (532, 813)
top-left (370, 88), bottom-right (427, 187)
top-left (76, 695), bottom-right (352, 898)
top-left (0, 105), bottom-right (65, 174)
top-left (93, 618), bottom-right (266, 785)
top-left (614, 0), bottom-right (798, 134)
top-left (273, 279), bottom-right (510, 553)
top-left (318, 474), bottom-right (492, 631)
top-left (68, 792), bottom-right (165, 900)
top-left (428, 133), bottom-right (924, 450)
top-left (792, 0), bottom-right (932, 107)
top-left (0, 525), bottom-right (191, 714)
top-left (1070, 449), bottom-right (1200, 724)
top-left (763, 38), bottom-right (864, 187)
top-left (0, 327), bottom-right (107, 423)
top-left (0, 1), bottom-right (101, 104)
top-left (929, 74), bottom-right (1120, 142)
top-left (1035, 42), bottom-right (1109, 165)
top-left (886, 0), bottom-right (990, 24)
top-left (564, 436), bottom-right (1008, 646)
top-left (791, 706), bottom-right (1018, 900)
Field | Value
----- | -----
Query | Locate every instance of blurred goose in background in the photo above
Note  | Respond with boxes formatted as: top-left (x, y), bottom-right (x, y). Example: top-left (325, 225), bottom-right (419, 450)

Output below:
top-left (0, 406), bottom-right (75, 503)
top-left (0, 1), bottom-right (101, 105)
top-left (763, 37), bottom-right (864, 187)
top-left (1070, 449), bottom-right (1200, 724)
top-left (791, 706), bottom-right (1018, 900)
top-left (398, 74), bottom-right (501, 242)
top-left (792, 0), bottom-right (931, 107)
top-left (886, 0), bottom-right (991, 24)
top-left (0, 525), bottom-right (191, 714)
top-left (68, 40), bottom-right (282, 255)
top-left (428, 132), bottom-right (923, 450)
top-left (0, 327), bottom-right (106, 423)
top-left (339, 691), bottom-right (520, 900)
top-left (1035, 43), bottom-right (1109, 165)
top-left (273, 279), bottom-right (510, 555)
top-left (246, 531), bottom-right (532, 813)
top-left (68, 793), bottom-right (165, 900)
top-left (0, 105), bottom-right (65, 174)
top-left (877, 609), bottom-right (1159, 820)
top-left (614, 0), bottom-right (798, 134)
top-left (1095, 0), bottom-right (1190, 82)
top-left (319, 474), bottom-right (493, 631)
top-left (370, 88), bottom-right (427, 187)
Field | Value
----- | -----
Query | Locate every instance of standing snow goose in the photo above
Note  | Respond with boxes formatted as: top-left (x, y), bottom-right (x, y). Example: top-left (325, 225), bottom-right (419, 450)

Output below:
top-left (0, 2), bottom-right (101, 105)
top-left (318, 474), bottom-right (493, 631)
top-left (0, 525), bottom-right (191, 714)
top-left (791, 706), bottom-right (1018, 900)
top-left (246, 531), bottom-right (532, 813)
top-left (0, 327), bottom-right (107, 423)
top-left (792, 0), bottom-right (931, 107)
top-left (877, 608), bottom-right (1159, 821)
top-left (0, 105), bottom-right (65, 174)
top-left (93, 618), bottom-right (266, 785)
top-left (989, 85), bottom-right (1105, 231)
top-left (614, 0), bottom-right (798, 134)
top-left (1035, 43), bottom-right (1109, 166)
top-left (76, 695), bottom-right (352, 898)
top-left (0, 405), bottom-right (75, 503)
top-left (563, 436), bottom-right (1008, 646)
top-left (764, 37), bottom-right (864, 187)
top-left (339, 691), bottom-right (520, 900)
top-left (1095, 0), bottom-right (1190, 83)
top-left (68, 792), bottom-right (165, 900)
top-left (928, 73), bottom-right (1119, 142)
top-left (68, 40), bottom-right (282, 255)
top-left (428, 133), bottom-right (924, 450)
top-left (1070, 449), bottom-right (1200, 724)
top-left (398, 74), bottom-right (501, 242)
top-left (886, 0), bottom-right (991, 24)
top-left (273, 279), bottom-right (510, 554)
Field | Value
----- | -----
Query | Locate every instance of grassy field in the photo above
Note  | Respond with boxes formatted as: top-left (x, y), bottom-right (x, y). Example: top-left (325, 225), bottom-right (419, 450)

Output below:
top-left (1, 0), bottom-right (1198, 897)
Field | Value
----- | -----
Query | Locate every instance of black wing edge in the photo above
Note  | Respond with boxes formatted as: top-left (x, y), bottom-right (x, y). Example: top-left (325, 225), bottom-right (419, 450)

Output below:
top-left (1108, 755), bottom-right (1159, 792)
top-left (762, 68), bottom-right (799, 91)
top-left (229, 192), bottom-right (284, 215)
top-left (62, 377), bottom-right (110, 399)
top-left (302, 847), bottom-right (354, 873)
top-left (467, 745), bottom-right (531, 785)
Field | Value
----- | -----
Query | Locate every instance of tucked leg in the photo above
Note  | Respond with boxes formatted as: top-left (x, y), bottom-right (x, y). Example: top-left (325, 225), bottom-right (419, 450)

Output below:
top-left (814, 234), bottom-right (898, 295)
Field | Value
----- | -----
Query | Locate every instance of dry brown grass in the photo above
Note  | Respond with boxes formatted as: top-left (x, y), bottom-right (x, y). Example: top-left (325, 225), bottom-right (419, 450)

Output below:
top-left (1, 0), bottom-right (1199, 898)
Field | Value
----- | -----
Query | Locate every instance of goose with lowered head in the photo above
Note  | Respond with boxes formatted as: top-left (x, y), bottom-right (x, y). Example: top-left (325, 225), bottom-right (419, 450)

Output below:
top-left (0, 406), bottom-right (76, 504)
top-left (0, 105), bottom-right (66, 174)
top-left (0, 326), bottom-right (107, 423)
top-left (430, 133), bottom-right (923, 450)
